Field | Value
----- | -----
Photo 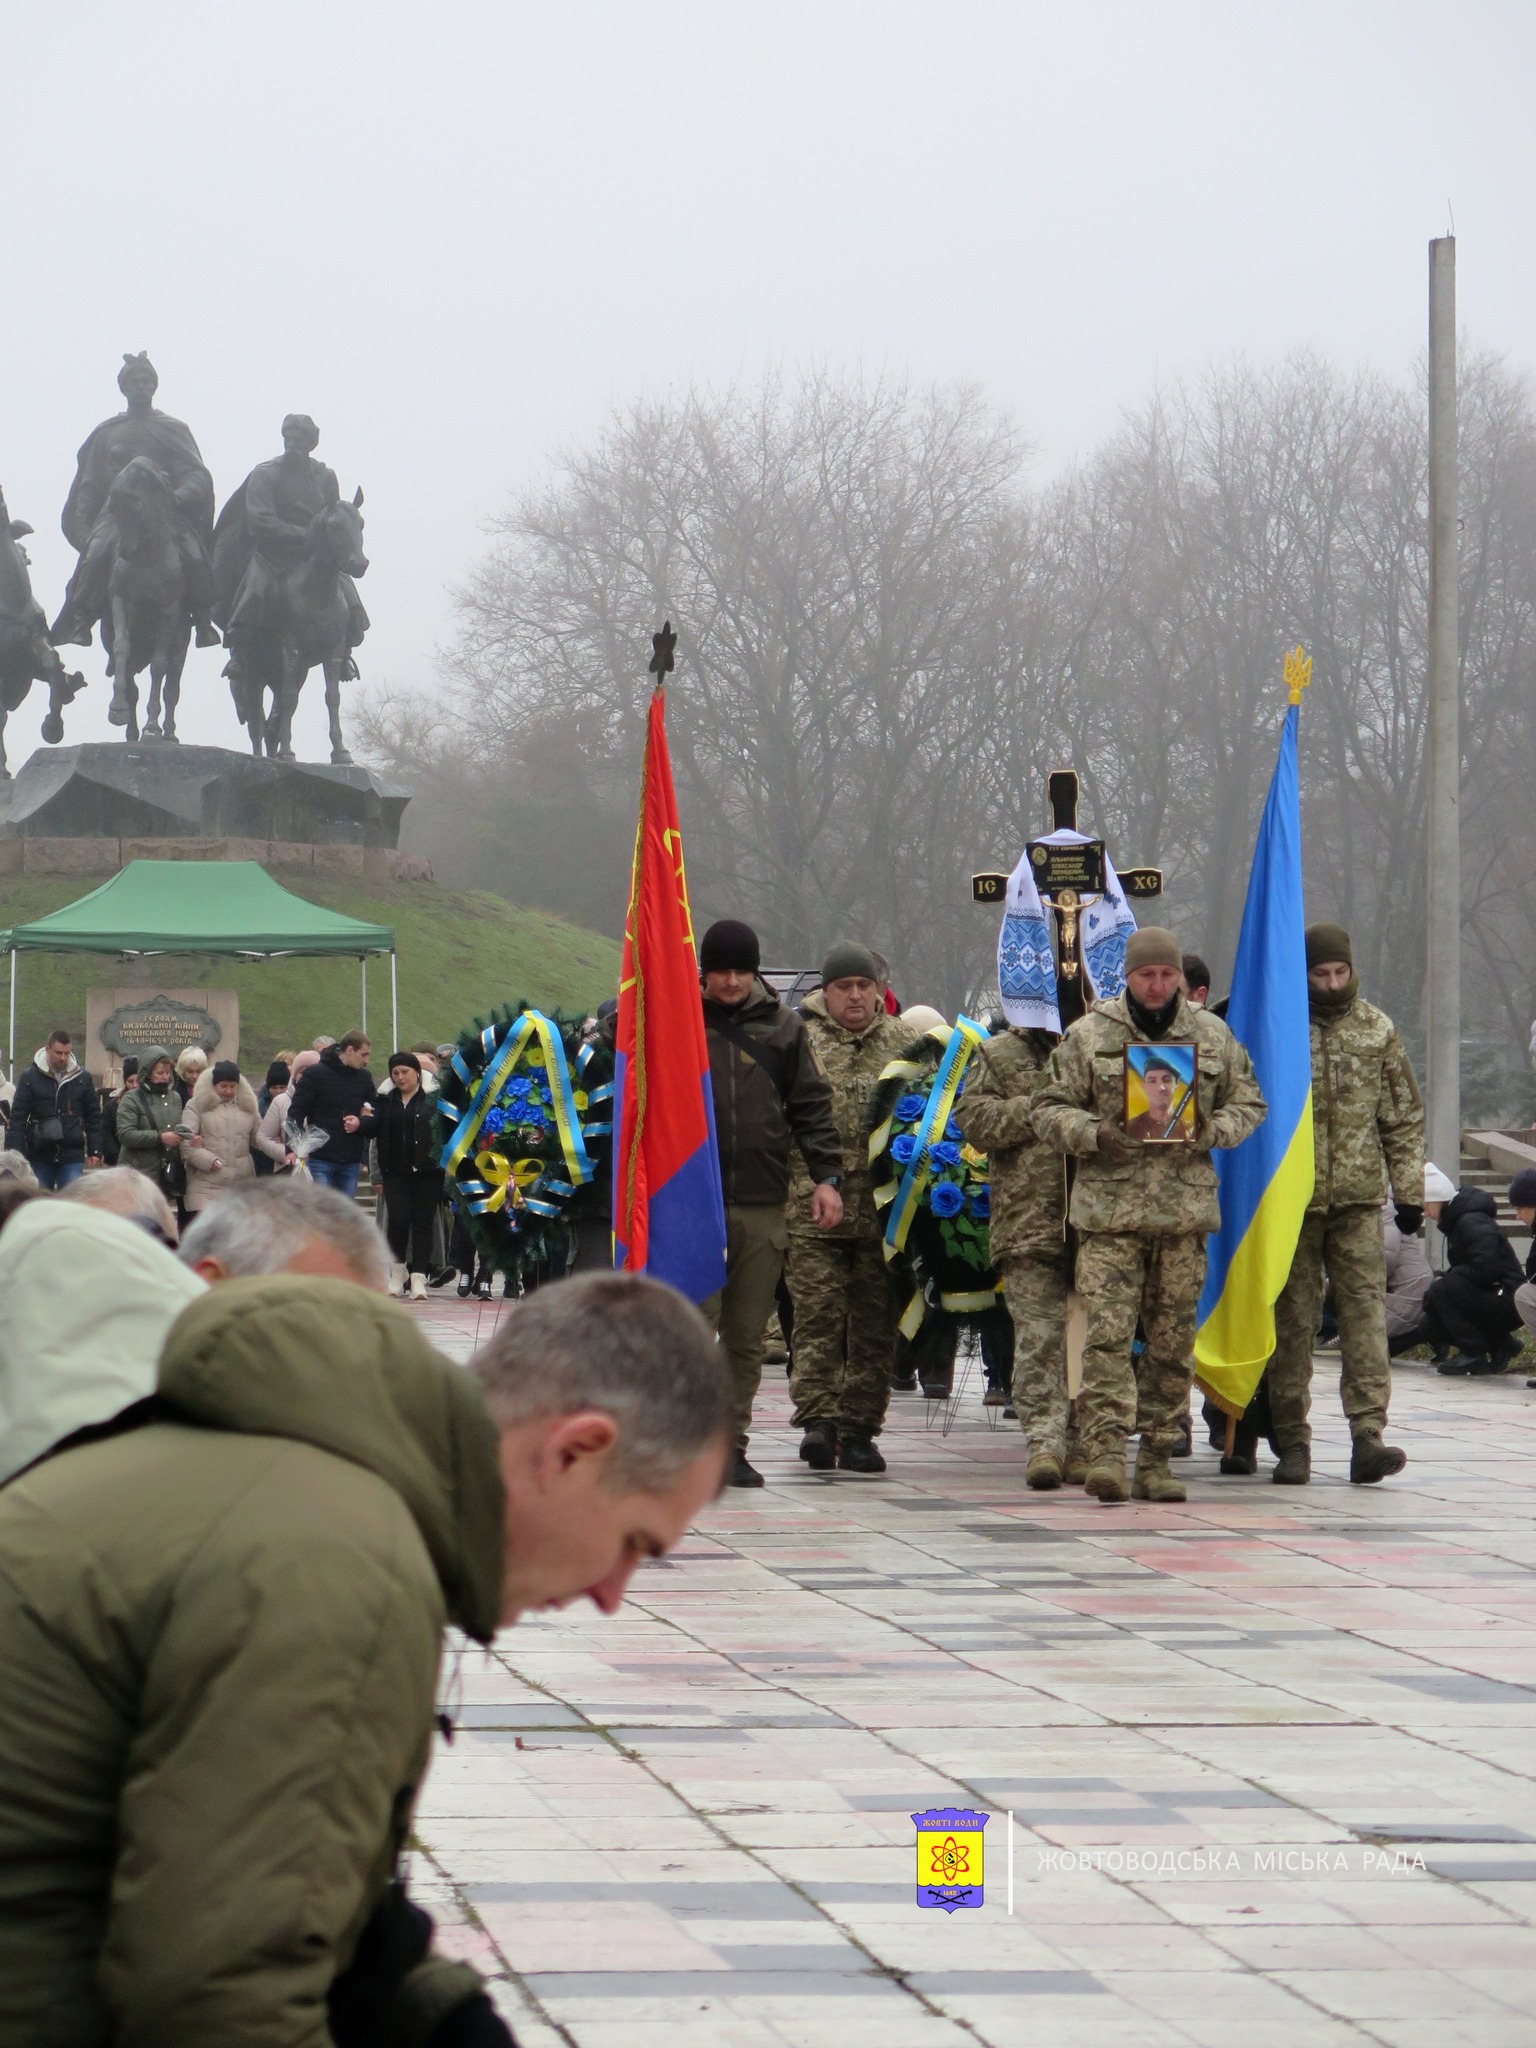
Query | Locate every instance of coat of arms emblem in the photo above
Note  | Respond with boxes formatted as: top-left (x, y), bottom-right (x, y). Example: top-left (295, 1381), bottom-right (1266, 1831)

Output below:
top-left (912, 1806), bottom-right (988, 1911)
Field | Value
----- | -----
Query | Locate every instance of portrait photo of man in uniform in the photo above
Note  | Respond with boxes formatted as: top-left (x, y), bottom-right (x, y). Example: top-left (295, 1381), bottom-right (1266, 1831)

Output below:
top-left (1124, 1044), bottom-right (1197, 1144)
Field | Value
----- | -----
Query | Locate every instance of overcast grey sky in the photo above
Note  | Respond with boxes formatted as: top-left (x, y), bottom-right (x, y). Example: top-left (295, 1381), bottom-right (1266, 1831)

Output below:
top-left (4, 2), bottom-right (1533, 757)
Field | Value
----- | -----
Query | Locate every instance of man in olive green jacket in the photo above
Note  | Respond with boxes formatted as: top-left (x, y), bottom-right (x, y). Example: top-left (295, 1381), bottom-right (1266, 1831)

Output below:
top-left (1268, 923), bottom-right (1425, 1486)
top-left (787, 943), bottom-right (910, 1473)
top-left (0, 1270), bottom-right (729, 2045)
top-left (1032, 928), bottom-right (1267, 1504)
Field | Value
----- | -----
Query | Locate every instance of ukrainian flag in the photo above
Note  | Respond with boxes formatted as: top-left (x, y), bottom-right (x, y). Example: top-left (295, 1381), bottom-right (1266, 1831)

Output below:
top-left (1193, 659), bottom-right (1315, 1413)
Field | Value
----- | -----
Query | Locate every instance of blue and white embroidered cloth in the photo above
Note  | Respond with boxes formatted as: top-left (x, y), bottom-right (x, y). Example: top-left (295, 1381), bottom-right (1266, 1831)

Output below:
top-left (997, 828), bottom-right (1139, 1031)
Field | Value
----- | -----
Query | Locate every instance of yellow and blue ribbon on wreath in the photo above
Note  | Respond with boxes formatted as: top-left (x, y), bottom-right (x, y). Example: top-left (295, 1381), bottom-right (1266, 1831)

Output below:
top-left (872, 1015), bottom-right (991, 1338)
top-left (441, 1009), bottom-right (595, 1190)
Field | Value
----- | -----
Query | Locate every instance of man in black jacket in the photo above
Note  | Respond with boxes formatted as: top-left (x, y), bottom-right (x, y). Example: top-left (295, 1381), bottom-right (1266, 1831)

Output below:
top-left (1415, 1182), bottom-right (1525, 1375)
top-left (697, 920), bottom-right (844, 1488)
top-left (288, 1030), bottom-right (377, 1200)
top-left (12, 1030), bottom-right (102, 1190)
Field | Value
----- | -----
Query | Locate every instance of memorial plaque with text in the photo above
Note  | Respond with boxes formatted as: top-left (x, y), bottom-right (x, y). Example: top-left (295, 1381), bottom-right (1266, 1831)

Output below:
top-left (1027, 840), bottom-right (1105, 896)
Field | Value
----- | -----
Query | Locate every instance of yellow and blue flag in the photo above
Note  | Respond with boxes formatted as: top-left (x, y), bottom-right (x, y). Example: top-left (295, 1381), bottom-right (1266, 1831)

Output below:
top-left (1193, 655), bottom-right (1315, 1413)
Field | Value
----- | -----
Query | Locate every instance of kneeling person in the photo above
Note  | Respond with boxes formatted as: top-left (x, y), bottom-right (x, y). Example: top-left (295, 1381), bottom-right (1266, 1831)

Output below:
top-left (1032, 928), bottom-right (1266, 1504)
top-left (0, 1271), bottom-right (729, 2044)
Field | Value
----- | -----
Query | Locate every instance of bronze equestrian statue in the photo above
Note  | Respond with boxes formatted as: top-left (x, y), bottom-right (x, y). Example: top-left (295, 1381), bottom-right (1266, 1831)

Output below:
top-left (214, 415), bottom-right (369, 762)
top-left (0, 487), bottom-right (85, 778)
top-left (50, 353), bottom-right (218, 742)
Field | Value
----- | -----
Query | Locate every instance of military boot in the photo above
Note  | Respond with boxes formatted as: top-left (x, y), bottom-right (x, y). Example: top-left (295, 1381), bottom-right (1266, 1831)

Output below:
top-left (837, 1435), bottom-right (887, 1475)
top-left (1131, 1444), bottom-right (1187, 1503)
top-left (1350, 1433), bottom-right (1407, 1484)
top-left (1272, 1445), bottom-right (1310, 1485)
top-left (1026, 1452), bottom-right (1063, 1491)
top-left (1083, 1455), bottom-right (1130, 1504)
top-left (799, 1421), bottom-right (837, 1470)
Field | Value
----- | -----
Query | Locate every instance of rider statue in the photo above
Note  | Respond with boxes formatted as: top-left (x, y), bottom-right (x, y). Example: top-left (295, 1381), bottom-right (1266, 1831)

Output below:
top-left (216, 413), bottom-right (369, 689)
top-left (50, 352), bottom-right (218, 653)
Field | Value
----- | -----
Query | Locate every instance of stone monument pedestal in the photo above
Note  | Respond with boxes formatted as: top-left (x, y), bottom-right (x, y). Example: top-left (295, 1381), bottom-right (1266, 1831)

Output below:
top-left (0, 742), bottom-right (428, 879)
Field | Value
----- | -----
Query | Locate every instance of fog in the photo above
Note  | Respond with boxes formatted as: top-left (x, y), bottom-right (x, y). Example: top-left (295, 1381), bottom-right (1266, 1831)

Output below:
top-left (2, 1), bottom-right (1533, 760)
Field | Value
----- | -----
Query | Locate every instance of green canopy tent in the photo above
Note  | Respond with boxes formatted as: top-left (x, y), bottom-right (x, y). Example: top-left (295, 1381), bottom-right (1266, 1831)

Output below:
top-left (0, 861), bottom-right (397, 1075)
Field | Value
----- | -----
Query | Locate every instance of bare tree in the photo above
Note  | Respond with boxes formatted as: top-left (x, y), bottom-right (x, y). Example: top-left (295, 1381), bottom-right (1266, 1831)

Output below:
top-left (363, 355), bottom-right (1536, 1115)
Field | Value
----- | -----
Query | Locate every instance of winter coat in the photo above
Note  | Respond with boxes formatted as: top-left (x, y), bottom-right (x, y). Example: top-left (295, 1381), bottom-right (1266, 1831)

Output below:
top-left (787, 992), bottom-right (909, 1240)
top-left (1031, 993), bottom-right (1268, 1236)
top-left (1439, 1186), bottom-right (1524, 1294)
top-left (0, 1201), bottom-right (207, 1484)
top-left (954, 1027), bottom-right (1067, 1262)
top-left (101, 1088), bottom-right (124, 1165)
top-left (288, 1046), bottom-right (378, 1165)
top-left (179, 1071), bottom-right (283, 1212)
top-left (704, 978), bottom-right (841, 1209)
top-left (374, 1082), bottom-right (445, 1180)
top-left (11, 1050), bottom-right (101, 1164)
top-left (1308, 995), bottom-right (1424, 1214)
top-left (0, 1274), bottom-right (505, 2045)
top-left (113, 1067), bottom-right (187, 1197)
top-left (1382, 1198), bottom-right (1433, 1340)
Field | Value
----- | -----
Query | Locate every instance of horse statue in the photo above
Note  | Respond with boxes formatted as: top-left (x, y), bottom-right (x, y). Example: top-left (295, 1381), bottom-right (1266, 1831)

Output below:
top-left (0, 487), bottom-right (86, 779)
top-left (99, 455), bottom-right (200, 743)
top-left (218, 487), bottom-right (368, 763)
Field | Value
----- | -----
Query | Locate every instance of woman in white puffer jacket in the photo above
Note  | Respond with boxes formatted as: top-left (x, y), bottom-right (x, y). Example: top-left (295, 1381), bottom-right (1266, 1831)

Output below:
top-left (180, 1061), bottom-right (287, 1212)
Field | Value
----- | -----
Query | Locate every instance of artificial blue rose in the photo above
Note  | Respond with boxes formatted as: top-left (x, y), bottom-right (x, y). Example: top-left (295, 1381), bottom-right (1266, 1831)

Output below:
top-left (482, 1107), bottom-right (509, 1136)
top-left (930, 1181), bottom-right (965, 1217)
top-left (891, 1133), bottom-right (920, 1166)
top-left (969, 1188), bottom-right (991, 1220)
top-left (894, 1093), bottom-right (927, 1122)
top-left (944, 1118), bottom-right (963, 1141)
top-left (929, 1140), bottom-right (960, 1168)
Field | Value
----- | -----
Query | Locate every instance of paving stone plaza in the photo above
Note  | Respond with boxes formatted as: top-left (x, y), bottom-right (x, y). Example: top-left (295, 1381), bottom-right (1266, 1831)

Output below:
top-left (413, 1297), bottom-right (1536, 2048)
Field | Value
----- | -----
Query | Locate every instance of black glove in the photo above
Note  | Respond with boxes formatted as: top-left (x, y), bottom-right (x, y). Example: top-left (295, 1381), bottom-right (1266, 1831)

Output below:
top-left (1394, 1204), bottom-right (1424, 1236)
top-left (1096, 1122), bottom-right (1139, 1164)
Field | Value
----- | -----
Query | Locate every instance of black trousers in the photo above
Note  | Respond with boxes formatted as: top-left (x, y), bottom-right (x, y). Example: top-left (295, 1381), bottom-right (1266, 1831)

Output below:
top-left (907, 1302), bottom-right (1015, 1392)
top-left (1420, 1268), bottom-right (1520, 1355)
top-left (381, 1173), bottom-right (445, 1271)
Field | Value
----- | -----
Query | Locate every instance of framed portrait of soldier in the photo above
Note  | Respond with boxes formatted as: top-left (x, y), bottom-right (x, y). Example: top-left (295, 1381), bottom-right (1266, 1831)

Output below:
top-left (1123, 1043), bottom-right (1197, 1144)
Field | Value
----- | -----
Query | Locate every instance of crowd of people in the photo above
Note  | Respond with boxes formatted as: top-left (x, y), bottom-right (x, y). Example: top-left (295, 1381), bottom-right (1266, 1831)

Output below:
top-left (693, 915), bottom-right (1536, 1497)
top-left (0, 1000), bottom-right (733, 2045)
top-left (0, 915), bottom-right (1531, 2038)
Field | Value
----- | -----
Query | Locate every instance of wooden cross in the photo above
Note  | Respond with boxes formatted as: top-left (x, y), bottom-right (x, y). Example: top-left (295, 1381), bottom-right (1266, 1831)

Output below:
top-left (970, 768), bottom-right (1162, 1023)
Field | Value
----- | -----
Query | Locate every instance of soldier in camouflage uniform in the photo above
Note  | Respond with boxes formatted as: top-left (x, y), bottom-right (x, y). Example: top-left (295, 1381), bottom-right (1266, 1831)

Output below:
top-left (787, 943), bottom-right (910, 1474)
top-left (954, 1026), bottom-right (1083, 1489)
top-left (1268, 924), bottom-right (1424, 1486)
top-left (1032, 928), bottom-right (1267, 1504)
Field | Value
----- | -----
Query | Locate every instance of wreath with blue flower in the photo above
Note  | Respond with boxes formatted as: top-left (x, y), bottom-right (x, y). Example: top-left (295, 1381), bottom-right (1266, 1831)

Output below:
top-left (868, 1031), bottom-right (1000, 1314)
top-left (438, 1000), bottom-right (615, 1282)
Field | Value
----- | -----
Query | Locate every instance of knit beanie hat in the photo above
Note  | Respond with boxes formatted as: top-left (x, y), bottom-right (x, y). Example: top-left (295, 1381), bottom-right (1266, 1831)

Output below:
top-left (1423, 1163), bottom-right (1457, 1204)
top-left (265, 1059), bottom-right (290, 1090)
top-left (821, 941), bottom-right (880, 987)
top-left (1123, 927), bottom-right (1182, 974)
top-left (211, 1060), bottom-right (241, 1086)
top-left (1305, 922), bottom-right (1353, 970)
top-left (387, 1049), bottom-right (421, 1076)
top-left (1509, 1169), bottom-right (1536, 1208)
top-left (699, 919), bottom-right (760, 975)
top-left (121, 1056), bottom-right (140, 1082)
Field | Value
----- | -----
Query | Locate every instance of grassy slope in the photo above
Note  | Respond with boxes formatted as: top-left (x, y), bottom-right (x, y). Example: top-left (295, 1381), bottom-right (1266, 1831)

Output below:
top-left (0, 874), bottom-right (621, 1069)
